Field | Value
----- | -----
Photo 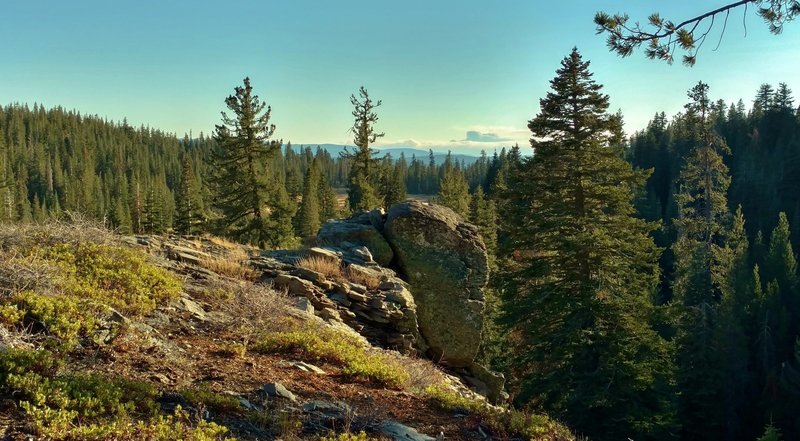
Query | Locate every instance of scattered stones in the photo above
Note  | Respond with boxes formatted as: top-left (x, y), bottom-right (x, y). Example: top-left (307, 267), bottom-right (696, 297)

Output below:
top-left (262, 383), bottom-right (297, 402)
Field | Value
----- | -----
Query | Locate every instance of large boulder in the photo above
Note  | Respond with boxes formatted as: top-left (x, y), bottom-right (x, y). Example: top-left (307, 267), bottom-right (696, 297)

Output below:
top-left (383, 201), bottom-right (488, 367)
top-left (317, 210), bottom-right (394, 266)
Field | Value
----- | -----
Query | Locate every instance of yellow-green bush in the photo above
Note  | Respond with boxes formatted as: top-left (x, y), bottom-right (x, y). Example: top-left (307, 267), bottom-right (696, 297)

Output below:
top-left (0, 242), bottom-right (181, 347)
top-left (0, 348), bottom-right (61, 384)
top-left (181, 387), bottom-right (242, 414)
top-left (24, 404), bottom-right (233, 441)
top-left (254, 327), bottom-right (409, 388)
top-left (424, 384), bottom-right (573, 440)
top-left (0, 349), bottom-right (232, 440)
top-left (320, 431), bottom-right (376, 441)
top-left (38, 242), bottom-right (182, 316)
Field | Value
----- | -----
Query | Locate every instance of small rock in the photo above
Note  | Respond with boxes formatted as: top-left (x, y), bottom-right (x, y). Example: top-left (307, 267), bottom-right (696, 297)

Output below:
top-left (352, 246), bottom-right (374, 263)
top-left (292, 361), bottom-right (327, 375)
top-left (291, 267), bottom-right (327, 285)
top-left (292, 297), bottom-right (314, 315)
top-left (380, 420), bottom-right (436, 441)
top-left (349, 283), bottom-right (368, 294)
top-left (262, 383), bottom-right (296, 402)
top-left (176, 296), bottom-right (207, 321)
top-left (150, 373), bottom-right (171, 384)
top-left (329, 293), bottom-right (352, 307)
top-left (302, 400), bottom-right (351, 419)
top-left (306, 247), bottom-right (342, 264)
top-left (319, 308), bottom-right (342, 322)
top-left (347, 291), bottom-right (368, 303)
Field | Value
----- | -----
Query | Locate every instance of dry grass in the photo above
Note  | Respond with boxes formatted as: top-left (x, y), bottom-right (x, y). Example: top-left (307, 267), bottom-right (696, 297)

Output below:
top-left (199, 254), bottom-right (258, 280)
top-left (344, 267), bottom-right (381, 290)
top-left (0, 214), bottom-right (115, 250)
top-left (215, 279), bottom-right (295, 343)
top-left (382, 351), bottom-right (448, 392)
top-left (296, 256), bottom-right (344, 280)
top-left (205, 235), bottom-right (252, 251)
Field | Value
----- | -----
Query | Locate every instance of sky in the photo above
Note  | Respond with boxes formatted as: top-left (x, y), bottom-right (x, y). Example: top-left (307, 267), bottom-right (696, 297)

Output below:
top-left (1, 1), bottom-right (799, 155)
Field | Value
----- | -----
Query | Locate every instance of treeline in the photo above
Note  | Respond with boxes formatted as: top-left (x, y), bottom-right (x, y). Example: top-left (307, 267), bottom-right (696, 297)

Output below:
top-left (617, 81), bottom-right (800, 440)
top-left (470, 49), bottom-right (800, 441)
top-left (0, 103), bottom-right (518, 241)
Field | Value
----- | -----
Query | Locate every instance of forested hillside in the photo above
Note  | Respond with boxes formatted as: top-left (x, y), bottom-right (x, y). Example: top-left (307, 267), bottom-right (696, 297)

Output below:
top-left (0, 103), bottom-right (514, 241)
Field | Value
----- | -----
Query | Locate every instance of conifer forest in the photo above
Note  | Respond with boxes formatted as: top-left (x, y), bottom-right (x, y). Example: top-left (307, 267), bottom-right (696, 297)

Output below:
top-left (3, 1), bottom-right (800, 440)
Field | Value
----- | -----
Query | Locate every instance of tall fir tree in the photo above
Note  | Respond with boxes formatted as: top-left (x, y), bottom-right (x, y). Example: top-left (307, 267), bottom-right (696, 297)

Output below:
top-left (296, 159), bottom-right (322, 237)
top-left (174, 155), bottom-right (204, 235)
top-left (345, 87), bottom-right (384, 212)
top-left (208, 77), bottom-right (292, 248)
top-left (435, 156), bottom-right (470, 217)
top-left (469, 186), bottom-right (497, 262)
top-left (500, 48), bottom-right (675, 440)
top-left (671, 81), bottom-right (732, 440)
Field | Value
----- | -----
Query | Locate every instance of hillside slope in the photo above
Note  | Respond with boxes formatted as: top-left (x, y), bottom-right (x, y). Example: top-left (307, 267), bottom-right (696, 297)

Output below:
top-left (0, 220), bottom-right (572, 441)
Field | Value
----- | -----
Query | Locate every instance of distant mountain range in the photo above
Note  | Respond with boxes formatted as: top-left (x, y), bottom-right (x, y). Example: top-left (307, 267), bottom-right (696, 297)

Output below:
top-left (293, 144), bottom-right (482, 165)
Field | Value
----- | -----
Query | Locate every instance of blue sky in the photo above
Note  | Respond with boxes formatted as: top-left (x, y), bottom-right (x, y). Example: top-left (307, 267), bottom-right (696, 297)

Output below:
top-left (1, 1), bottom-right (799, 154)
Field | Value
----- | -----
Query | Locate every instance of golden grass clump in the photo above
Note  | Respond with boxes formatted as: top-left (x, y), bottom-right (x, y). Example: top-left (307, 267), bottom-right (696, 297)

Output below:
top-left (344, 267), bottom-right (381, 290)
top-left (295, 256), bottom-right (344, 280)
top-left (199, 254), bottom-right (258, 280)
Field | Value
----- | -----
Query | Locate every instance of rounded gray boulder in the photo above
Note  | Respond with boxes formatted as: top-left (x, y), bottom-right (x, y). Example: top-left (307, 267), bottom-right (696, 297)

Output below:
top-left (383, 201), bottom-right (488, 367)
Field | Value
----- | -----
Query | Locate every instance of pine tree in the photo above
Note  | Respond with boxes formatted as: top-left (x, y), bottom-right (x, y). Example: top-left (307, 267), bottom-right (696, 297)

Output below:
top-left (296, 160), bottom-right (322, 237)
top-left (345, 87), bottom-right (384, 212)
top-left (318, 175), bottom-right (339, 222)
top-left (435, 158), bottom-right (470, 217)
top-left (381, 161), bottom-right (406, 208)
top-left (142, 188), bottom-right (164, 234)
top-left (174, 155), bottom-right (203, 235)
top-left (208, 77), bottom-right (287, 248)
top-left (672, 81), bottom-right (733, 440)
top-left (264, 176), bottom-right (297, 248)
top-left (469, 186), bottom-right (497, 261)
top-left (758, 212), bottom-right (800, 428)
top-left (501, 48), bottom-right (675, 440)
top-left (714, 206), bottom-right (757, 439)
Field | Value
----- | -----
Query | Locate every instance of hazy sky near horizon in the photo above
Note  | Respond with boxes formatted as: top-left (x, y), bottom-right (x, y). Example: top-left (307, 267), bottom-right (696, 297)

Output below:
top-left (2, 1), bottom-right (799, 154)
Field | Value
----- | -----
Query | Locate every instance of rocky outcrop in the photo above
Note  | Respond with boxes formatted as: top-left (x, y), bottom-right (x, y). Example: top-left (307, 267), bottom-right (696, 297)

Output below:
top-left (253, 247), bottom-right (427, 354)
top-left (384, 201), bottom-right (489, 367)
top-left (316, 209), bottom-right (394, 266)
top-left (134, 202), bottom-right (497, 399)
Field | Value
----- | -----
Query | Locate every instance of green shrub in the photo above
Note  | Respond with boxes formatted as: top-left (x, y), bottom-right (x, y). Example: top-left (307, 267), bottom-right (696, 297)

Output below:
top-left (181, 387), bottom-right (242, 414)
top-left (424, 384), bottom-right (573, 440)
top-left (320, 431), bottom-right (376, 441)
top-left (0, 349), bottom-right (232, 440)
top-left (254, 327), bottom-right (409, 388)
top-left (24, 404), bottom-right (233, 441)
top-left (39, 242), bottom-right (182, 316)
top-left (0, 348), bottom-right (61, 385)
top-left (0, 242), bottom-right (181, 348)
